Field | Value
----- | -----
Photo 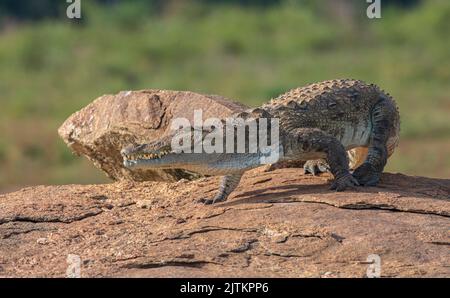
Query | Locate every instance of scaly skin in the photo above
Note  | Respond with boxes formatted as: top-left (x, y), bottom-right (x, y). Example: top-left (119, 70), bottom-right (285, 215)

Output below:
top-left (121, 79), bottom-right (400, 204)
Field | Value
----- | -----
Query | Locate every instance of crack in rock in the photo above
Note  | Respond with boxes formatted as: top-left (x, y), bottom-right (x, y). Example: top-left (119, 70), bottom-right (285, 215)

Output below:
top-left (427, 241), bottom-right (450, 246)
top-left (228, 239), bottom-right (258, 253)
top-left (0, 209), bottom-right (103, 226)
top-left (269, 198), bottom-right (450, 219)
top-left (2, 228), bottom-right (41, 239)
top-left (122, 258), bottom-right (218, 269)
top-left (169, 226), bottom-right (259, 241)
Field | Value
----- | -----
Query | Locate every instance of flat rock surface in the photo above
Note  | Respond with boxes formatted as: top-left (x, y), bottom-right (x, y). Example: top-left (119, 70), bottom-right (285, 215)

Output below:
top-left (0, 168), bottom-right (449, 277)
top-left (58, 90), bottom-right (247, 182)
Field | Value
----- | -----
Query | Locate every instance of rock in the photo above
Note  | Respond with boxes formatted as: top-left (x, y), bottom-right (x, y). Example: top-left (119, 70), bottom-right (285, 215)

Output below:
top-left (0, 169), bottom-right (449, 277)
top-left (136, 200), bottom-right (153, 209)
top-left (36, 238), bottom-right (48, 245)
top-left (58, 90), bottom-right (247, 182)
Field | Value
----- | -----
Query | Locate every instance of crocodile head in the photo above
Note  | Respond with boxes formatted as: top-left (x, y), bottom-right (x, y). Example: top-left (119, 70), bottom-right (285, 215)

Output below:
top-left (121, 127), bottom-right (270, 175)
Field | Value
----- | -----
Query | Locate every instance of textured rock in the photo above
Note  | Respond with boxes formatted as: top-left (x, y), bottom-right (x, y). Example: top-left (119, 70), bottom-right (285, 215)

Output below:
top-left (58, 90), bottom-right (247, 182)
top-left (0, 169), bottom-right (449, 277)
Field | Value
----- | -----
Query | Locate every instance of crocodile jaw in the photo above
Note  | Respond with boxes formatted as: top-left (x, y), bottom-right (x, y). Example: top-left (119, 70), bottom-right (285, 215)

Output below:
top-left (123, 151), bottom-right (267, 175)
top-left (126, 150), bottom-right (283, 177)
top-left (123, 152), bottom-right (196, 170)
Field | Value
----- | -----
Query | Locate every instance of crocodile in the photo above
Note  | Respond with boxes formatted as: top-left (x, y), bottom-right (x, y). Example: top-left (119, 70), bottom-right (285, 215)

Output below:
top-left (121, 79), bottom-right (400, 204)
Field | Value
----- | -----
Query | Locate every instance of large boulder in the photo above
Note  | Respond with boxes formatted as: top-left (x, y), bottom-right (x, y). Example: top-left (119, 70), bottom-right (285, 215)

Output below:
top-left (58, 90), bottom-right (247, 182)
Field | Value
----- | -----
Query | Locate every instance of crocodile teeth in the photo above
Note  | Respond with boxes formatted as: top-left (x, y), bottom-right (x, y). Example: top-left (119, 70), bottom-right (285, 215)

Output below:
top-left (125, 151), bottom-right (170, 161)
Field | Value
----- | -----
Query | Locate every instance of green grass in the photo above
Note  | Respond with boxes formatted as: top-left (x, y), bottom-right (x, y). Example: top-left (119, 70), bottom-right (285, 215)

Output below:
top-left (0, 0), bottom-right (449, 191)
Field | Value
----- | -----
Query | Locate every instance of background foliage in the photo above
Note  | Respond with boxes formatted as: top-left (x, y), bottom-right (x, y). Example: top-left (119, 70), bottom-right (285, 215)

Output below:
top-left (0, 0), bottom-right (449, 192)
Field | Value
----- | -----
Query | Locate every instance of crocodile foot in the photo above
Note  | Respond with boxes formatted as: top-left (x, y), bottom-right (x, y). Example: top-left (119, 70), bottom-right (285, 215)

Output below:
top-left (352, 163), bottom-right (380, 186)
top-left (197, 197), bottom-right (222, 205)
top-left (330, 173), bottom-right (359, 191)
top-left (304, 159), bottom-right (330, 176)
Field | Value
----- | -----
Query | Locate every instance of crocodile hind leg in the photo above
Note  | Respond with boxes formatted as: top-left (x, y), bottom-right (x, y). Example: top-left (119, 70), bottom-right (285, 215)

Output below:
top-left (353, 97), bottom-right (395, 186)
top-left (198, 173), bottom-right (243, 205)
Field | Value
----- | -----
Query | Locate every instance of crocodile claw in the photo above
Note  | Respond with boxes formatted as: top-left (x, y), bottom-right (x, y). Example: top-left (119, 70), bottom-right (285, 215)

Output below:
top-left (197, 198), bottom-right (216, 205)
top-left (330, 173), bottom-right (359, 191)
top-left (353, 163), bottom-right (380, 186)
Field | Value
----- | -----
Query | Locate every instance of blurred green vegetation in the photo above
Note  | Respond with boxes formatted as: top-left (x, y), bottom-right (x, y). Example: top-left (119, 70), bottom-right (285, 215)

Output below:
top-left (0, 0), bottom-right (449, 192)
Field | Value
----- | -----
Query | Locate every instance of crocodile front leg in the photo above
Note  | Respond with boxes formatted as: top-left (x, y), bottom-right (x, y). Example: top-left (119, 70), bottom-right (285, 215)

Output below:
top-left (198, 173), bottom-right (243, 205)
top-left (288, 128), bottom-right (359, 191)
